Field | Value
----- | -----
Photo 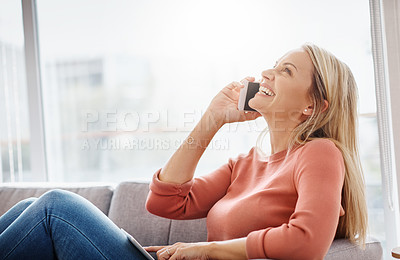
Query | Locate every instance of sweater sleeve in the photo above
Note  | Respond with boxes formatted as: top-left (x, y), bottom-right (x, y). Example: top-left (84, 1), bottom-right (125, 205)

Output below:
top-left (145, 158), bottom-right (234, 220)
top-left (246, 139), bottom-right (345, 260)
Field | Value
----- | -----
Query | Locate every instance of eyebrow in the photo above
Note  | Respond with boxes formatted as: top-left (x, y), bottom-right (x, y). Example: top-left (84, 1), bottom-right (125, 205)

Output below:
top-left (274, 61), bottom-right (298, 71)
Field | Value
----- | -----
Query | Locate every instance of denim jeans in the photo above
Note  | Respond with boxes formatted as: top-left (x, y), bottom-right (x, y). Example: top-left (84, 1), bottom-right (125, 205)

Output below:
top-left (0, 189), bottom-right (148, 260)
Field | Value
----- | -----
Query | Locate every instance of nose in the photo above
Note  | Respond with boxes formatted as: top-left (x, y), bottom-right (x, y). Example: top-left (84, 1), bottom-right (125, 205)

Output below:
top-left (261, 69), bottom-right (275, 82)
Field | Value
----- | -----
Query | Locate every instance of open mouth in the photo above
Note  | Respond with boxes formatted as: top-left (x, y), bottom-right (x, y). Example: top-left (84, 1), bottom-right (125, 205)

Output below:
top-left (258, 86), bottom-right (275, 97)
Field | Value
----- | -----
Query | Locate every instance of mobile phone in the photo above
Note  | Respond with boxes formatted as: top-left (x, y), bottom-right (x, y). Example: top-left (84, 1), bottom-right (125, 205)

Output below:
top-left (238, 80), bottom-right (260, 111)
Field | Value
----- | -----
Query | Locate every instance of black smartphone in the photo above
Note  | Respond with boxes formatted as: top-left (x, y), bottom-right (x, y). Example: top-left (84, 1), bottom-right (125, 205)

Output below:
top-left (238, 80), bottom-right (260, 111)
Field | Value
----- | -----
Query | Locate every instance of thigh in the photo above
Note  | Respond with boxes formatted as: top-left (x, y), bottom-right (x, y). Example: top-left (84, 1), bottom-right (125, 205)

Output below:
top-left (0, 189), bottom-right (148, 260)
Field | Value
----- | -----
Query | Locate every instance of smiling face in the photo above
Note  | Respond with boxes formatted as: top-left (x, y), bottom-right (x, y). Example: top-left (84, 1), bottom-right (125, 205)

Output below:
top-left (249, 49), bottom-right (315, 129)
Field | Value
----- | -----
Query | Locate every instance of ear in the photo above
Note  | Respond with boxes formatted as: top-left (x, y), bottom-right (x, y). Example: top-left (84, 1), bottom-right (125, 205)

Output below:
top-left (321, 100), bottom-right (329, 113)
top-left (302, 100), bottom-right (329, 116)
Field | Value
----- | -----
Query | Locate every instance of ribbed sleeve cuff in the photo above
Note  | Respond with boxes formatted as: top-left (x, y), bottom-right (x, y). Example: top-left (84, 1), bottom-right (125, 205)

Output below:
top-left (246, 229), bottom-right (270, 259)
top-left (149, 169), bottom-right (194, 197)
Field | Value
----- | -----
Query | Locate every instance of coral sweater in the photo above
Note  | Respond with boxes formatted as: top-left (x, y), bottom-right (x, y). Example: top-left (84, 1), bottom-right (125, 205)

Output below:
top-left (146, 139), bottom-right (345, 260)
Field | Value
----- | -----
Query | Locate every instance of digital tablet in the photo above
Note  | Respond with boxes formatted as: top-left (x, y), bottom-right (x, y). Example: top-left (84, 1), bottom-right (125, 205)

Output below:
top-left (121, 228), bottom-right (155, 260)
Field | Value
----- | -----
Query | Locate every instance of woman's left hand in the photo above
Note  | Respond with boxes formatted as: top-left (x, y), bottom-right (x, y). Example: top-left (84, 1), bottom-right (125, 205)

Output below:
top-left (145, 242), bottom-right (212, 260)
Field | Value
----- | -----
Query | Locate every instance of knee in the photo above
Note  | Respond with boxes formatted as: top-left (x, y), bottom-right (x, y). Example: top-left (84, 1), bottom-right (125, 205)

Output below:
top-left (38, 189), bottom-right (96, 218)
top-left (15, 197), bottom-right (37, 209)
top-left (39, 189), bottom-right (78, 208)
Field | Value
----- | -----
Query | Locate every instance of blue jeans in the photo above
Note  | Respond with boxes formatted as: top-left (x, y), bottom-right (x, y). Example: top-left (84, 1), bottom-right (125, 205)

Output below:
top-left (0, 189), bottom-right (148, 260)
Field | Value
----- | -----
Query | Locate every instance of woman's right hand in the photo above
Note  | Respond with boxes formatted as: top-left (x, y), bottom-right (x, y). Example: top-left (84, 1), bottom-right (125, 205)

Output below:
top-left (155, 77), bottom-right (262, 185)
top-left (205, 77), bottom-right (261, 128)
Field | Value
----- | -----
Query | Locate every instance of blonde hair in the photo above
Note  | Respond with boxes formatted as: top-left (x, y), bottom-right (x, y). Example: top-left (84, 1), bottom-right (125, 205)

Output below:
top-left (257, 43), bottom-right (368, 246)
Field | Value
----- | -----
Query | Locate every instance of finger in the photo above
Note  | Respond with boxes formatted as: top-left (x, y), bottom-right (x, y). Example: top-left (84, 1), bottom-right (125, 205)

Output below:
top-left (240, 76), bottom-right (255, 85)
top-left (232, 81), bottom-right (243, 88)
top-left (157, 253), bottom-right (169, 260)
top-left (169, 254), bottom-right (178, 260)
top-left (144, 246), bottom-right (165, 252)
top-left (231, 82), bottom-right (244, 94)
top-left (225, 82), bottom-right (244, 96)
top-left (156, 248), bottom-right (170, 260)
top-left (226, 81), bottom-right (242, 90)
top-left (169, 249), bottom-right (181, 260)
top-left (246, 76), bottom-right (255, 82)
top-left (161, 246), bottom-right (176, 259)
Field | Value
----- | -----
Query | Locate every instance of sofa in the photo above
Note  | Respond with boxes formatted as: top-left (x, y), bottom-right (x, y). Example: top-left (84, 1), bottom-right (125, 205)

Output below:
top-left (0, 181), bottom-right (383, 260)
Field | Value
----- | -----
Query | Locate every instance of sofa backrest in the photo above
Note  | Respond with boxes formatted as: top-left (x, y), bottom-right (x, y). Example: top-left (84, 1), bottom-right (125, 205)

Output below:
top-left (108, 182), bottom-right (207, 247)
top-left (0, 184), bottom-right (113, 215)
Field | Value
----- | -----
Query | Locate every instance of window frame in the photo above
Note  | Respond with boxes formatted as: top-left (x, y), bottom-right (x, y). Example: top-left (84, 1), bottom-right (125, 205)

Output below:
top-left (370, 0), bottom-right (400, 256)
top-left (21, 0), bottom-right (47, 181)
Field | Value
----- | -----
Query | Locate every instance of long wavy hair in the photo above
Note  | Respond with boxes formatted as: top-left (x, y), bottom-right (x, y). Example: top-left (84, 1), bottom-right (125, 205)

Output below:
top-left (257, 43), bottom-right (368, 246)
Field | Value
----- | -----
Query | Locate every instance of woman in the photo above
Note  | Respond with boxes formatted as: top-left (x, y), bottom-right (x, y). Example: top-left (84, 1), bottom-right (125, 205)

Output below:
top-left (0, 43), bottom-right (367, 260)
top-left (144, 43), bottom-right (367, 260)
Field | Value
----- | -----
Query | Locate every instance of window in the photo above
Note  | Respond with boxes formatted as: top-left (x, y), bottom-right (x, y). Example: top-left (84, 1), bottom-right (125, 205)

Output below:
top-left (35, 0), bottom-right (377, 180)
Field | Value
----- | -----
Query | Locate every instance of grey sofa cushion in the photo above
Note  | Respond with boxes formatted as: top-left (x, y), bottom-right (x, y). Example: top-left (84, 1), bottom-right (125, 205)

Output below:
top-left (0, 184), bottom-right (113, 215)
top-left (108, 182), bottom-right (171, 247)
top-left (108, 182), bottom-right (208, 247)
top-left (168, 218), bottom-right (208, 245)
top-left (325, 237), bottom-right (383, 260)
top-left (257, 237), bottom-right (383, 260)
